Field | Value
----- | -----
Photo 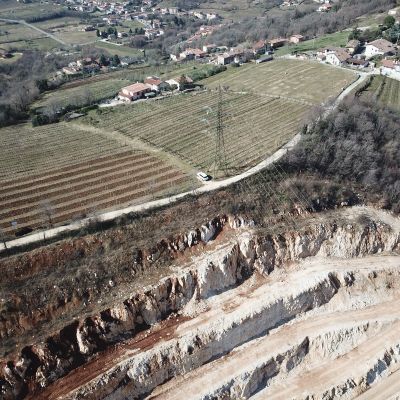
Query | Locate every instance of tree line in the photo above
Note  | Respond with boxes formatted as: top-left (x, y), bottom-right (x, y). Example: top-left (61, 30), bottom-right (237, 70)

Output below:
top-left (282, 98), bottom-right (400, 213)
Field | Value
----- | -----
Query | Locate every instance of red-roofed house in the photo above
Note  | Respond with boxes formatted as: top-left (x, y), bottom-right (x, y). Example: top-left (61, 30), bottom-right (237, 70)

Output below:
top-left (143, 76), bottom-right (168, 91)
top-left (381, 59), bottom-right (400, 77)
top-left (118, 82), bottom-right (151, 101)
top-left (268, 38), bottom-right (288, 48)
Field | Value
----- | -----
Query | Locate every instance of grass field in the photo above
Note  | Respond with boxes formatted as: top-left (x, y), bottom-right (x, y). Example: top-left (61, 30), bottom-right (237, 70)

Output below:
top-left (82, 90), bottom-right (310, 175)
top-left (201, 59), bottom-right (356, 104)
top-left (34, 78), bottom-right (130, 110)
top-left (274, 31), bottom-right (350, 56)
top-left (0, 22), bottom-right (45, 44)
top-left (0, 2), bottom-right (64, 20)
top-left (0, 123), bottom-right (194, 234)
top-left (0, 36), bottom-right (61, 51)
top-left (93, 41), bottom-right (143, 57)
top-left (359, 75), bottom-right (400, 112)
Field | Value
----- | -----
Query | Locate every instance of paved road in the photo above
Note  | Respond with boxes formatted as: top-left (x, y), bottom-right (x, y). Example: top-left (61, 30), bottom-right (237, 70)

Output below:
top-left (0, 70), bottom-right (366, 253)
top-left (0, 17), bottom-right (68, 46)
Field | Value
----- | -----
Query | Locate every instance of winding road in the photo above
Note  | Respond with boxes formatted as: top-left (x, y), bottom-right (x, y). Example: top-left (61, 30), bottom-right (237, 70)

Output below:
top-left (0, 69), bottom-right (369, 253)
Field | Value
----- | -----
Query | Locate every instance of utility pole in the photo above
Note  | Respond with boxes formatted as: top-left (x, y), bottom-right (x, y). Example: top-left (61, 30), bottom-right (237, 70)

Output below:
top-left (214, 85), bottom-right (228, 177)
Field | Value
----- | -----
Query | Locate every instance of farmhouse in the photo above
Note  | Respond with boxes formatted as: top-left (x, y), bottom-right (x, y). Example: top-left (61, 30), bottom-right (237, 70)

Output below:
top-left (290, 34), bottom-right (304, 44)
top-left (268, 38), bottom-right (289, 48)
top-left (165, 76), bottom-right (193, 91)
top-left (217, 53), bottom-right (235, 65)
top-left (345, 39), bottom-right (361, 55)
top-left (380, 59), bottom-right (400, 78)
top-left (180, 48), bottom-right (206, 60)
top-left (325, 48), bottom-right (351, 66)
top-left (143, 76), bottom-right (168, 91)
top-left (203, 44), bottom-right (217, 53)
top-left (256, 54), bottom-right (273, 64)
top-left (252, 40), bottom-right (266, 55)
top-left (365, 39), bottom-right (396, 59)
top-left (118, 82), bottom-right (151, 101)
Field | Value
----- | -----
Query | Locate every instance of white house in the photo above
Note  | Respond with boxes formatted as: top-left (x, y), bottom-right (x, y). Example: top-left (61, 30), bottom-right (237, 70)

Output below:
top-left (325, 48), bottom-right (351, 66)
top-left (380, 59), bottom-right (400, 79)
top-left (365, 39), bottom-right (396, 59)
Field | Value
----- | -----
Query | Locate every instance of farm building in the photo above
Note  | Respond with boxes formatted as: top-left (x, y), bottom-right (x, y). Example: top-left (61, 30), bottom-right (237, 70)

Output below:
top-left (165, 76), bottom-right (193, 91)
top-left (345, 40), bottom-right (361, 55)
top-left (252, 40), bottom-right (266, 55)
top-left (325, 48), bottom-right (351, 66)
top-left (144, 76), bottom-right (168, 91)
top-left (365, 39), bottom-right (397, 59)
top-left (217, 53), bottom-right (235, 65)
top-left (268, 38), bottom-right (289, 48)
top-left (118, 82), bottom-right (152, 101)
top-left (380, 59), bottom-right (400, 79)
top-left (256, 54), bottom-right (273, 64)
top-left (290, 34), bottom-right (305, 44)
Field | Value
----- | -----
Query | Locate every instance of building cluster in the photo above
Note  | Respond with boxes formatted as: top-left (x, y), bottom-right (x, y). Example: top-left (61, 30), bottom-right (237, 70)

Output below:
top-left (118, 75), bottom-right (194, 101)
top-left (170, 35), bottom-right (304, 65)
top-left (317, 38), bottom-right (398, 70)
top-left (60, 55), bottom-right (137, 76)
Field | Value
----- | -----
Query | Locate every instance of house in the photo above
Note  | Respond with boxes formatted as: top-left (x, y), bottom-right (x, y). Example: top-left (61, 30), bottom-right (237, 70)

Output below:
top-left (180, 48), bottom-right (206, 60)
top-left (252, 40), bottom-right (266, 55)
top-left (143, 76), bottom-right (168, 91)
top-left (62, 66), bottom-right (80, 76)
top-left (325, 48), bottom-right (351, 66)
top-left (345, 39), bottom-right (361, 55)
top-left (317, 3), bottom-right (332, 12)
top-left (166, 76), bottom-right (194, 91)
top-left (381, 59), bottom-right (400, 77)
top-left (118, 82), bottom-right (151, 101)
top-left (216, 53), bottom-right (235, 65)
top-left (347, 58), bottom-right (369, 69)
top-left (365, 39), bottom-right (396, 59)
top-left (290, 34), bottom-right (304, 44)
top-left (268, 37), bottom-right (288, 48)
top-left (203, 44), bottom-right (217, 53)
top-left (206, 13), bottom-right (219, 20)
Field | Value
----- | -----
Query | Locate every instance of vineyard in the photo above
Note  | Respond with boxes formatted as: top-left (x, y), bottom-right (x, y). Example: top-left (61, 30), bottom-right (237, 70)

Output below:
top-left (0, 123), bottom-right (193, 234)
top-left (34, 79), bottom-right (130, 111)
top-left (83, 90), bottom-right (310, 174)
top-left (201, 59), bottom-right (356, 104)
top-left (359, 75), bottom-right (400, 112)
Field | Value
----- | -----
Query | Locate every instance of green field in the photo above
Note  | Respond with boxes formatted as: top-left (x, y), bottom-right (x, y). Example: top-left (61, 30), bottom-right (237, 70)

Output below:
top-left (274, 31), bottom-right (350, 56)
top-left (93, 41), bottom-right (142, 57)
top-left (201, 59), bottom-right (356, 105)
top-left (359, 75), bottom-right (400, 112)
top-left (82, 90), bottom-right (310, 176)
top-left (34, 78), bottom-right (130, 110)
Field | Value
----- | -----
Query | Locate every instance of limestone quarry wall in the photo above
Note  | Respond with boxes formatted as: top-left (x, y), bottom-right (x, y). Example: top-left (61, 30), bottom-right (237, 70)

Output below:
top-left (1, 209), bottom-right (399, 399)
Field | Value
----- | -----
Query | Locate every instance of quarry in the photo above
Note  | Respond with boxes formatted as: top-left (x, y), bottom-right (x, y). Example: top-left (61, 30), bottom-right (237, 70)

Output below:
top-left (1, 205), bottom-right (400, 400)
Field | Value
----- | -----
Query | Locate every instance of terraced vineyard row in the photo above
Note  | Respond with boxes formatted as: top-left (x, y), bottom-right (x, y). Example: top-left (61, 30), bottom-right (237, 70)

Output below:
top-left (87, 90), bottom-right (309, 173)
top-left (0, 150), bottom-right (193, 234)
top-left (360, 75), bottom-right (400, 112)
top-left (0, 122), bottom-right (129, 182)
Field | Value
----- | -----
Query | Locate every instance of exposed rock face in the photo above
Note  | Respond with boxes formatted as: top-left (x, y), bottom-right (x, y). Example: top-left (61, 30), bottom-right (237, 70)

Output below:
top-left (0, 207), bottom-right (399, 400)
